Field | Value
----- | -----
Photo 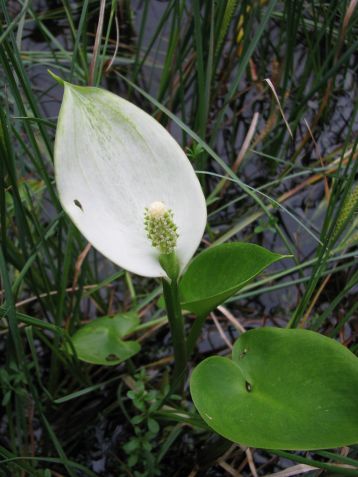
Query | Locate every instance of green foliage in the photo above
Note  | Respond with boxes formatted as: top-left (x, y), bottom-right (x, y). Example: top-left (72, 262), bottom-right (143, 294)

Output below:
top-left (68, 312), bottom-right (141, 366)
top-left (191, 328), bottom-right (358, 449)
top-left (180, 243), bottom-right (287, 317)
top-left (122, 370), bottom-right (165, 477)
top-left (332, 183), bottom-right (358, 243)
top-left (0, 362), bottom-right (28, 405)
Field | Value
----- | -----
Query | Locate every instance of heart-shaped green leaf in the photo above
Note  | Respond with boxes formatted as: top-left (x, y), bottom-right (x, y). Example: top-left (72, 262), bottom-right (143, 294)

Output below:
top-left (69, 312), bottom-right (140, 366)
top-left (180, 243), bottom-right (286, 316)
top-left (190, 327), bottom-right (358, 450)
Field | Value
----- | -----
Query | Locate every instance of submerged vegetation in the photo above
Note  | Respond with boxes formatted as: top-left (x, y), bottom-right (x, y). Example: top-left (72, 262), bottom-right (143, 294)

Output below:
top-left (1, 1), bottom-right (358, 476)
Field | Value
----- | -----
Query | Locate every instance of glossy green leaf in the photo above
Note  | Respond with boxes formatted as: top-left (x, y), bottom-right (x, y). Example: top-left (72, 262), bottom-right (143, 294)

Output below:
top-left (190, 327), bottom-right (358, 450)
top-left (69, 312), bottom-right (140, 366)
top-left (180, 243), bottom-right (286, 316)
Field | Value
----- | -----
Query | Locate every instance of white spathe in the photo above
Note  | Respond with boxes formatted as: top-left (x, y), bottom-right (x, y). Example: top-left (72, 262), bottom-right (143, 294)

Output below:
top-left (54, 84), bottom-right (207, 277)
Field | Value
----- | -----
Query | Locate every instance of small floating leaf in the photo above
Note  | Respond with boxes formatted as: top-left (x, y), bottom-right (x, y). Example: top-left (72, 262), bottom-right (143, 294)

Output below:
top-left (69, 312), bottom-right (140, 366)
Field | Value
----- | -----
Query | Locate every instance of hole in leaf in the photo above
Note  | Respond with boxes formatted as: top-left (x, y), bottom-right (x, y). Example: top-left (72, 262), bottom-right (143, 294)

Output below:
top-left (105, 354), bottom-right (120, 361)
top-left (239, 348), bottom-right (248, 359)
top-left (245, 381), bottom-right (252, 392)
top-left (74, 199), bottom-right (83, 211)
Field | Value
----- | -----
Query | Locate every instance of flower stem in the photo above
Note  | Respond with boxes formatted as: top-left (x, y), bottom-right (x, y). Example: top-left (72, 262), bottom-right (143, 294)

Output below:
top-left (162, 277), bottom-right (187, 393)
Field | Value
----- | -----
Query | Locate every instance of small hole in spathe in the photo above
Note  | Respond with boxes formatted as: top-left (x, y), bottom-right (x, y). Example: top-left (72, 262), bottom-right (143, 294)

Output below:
top-left (74, 199), bottom-right (84, 211)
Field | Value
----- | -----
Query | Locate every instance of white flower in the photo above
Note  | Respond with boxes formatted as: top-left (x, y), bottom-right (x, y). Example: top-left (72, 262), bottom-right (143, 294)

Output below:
top-left (54, 83), bottom-right (207, 277)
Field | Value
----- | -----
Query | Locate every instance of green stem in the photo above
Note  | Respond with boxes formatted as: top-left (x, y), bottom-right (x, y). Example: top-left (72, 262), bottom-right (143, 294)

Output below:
top-left (162, 278), bottom-right (187, 393)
